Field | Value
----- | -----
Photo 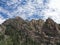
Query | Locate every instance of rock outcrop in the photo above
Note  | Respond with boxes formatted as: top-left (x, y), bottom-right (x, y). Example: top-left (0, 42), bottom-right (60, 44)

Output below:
top-left (0, 17), bottom-right (60, 45)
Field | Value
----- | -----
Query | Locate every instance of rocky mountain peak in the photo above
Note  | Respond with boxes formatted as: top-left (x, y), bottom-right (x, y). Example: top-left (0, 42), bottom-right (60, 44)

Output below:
top-left (42, 18), bottom-right (60, 37)
top-left (45, 18), bottom-right (55, 24)
top-left (0, 17), bottom-right (60, 45)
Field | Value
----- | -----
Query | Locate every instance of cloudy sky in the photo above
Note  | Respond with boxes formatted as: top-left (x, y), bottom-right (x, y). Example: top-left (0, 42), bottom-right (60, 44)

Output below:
top-left (0, 0), bottom-right (60, 24)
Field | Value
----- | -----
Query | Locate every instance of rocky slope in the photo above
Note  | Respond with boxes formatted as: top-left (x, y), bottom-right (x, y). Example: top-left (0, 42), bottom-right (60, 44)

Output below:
top-left (0, 17), bottom-right (60, 45)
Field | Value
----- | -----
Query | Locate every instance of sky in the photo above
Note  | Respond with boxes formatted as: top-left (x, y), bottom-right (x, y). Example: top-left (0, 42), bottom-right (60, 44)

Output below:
top-left (0, 0), bottom-right (60, 24)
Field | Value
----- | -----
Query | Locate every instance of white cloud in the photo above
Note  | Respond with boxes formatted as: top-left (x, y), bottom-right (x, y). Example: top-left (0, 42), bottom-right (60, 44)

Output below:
top-left (0, 18), bottom-right (5, 24)
top-left (7, 0), bottom-right (18, 6)
top-left (0, 0), bottom-right (60, 24)
top-left (48, 0), bottom-right (60, 10)
top-left (0, 14), bottom-right (6, 24)
top-left (43, 0), bottom-right (60, 24)
top-left (6, 0), bottom-right (45, 19)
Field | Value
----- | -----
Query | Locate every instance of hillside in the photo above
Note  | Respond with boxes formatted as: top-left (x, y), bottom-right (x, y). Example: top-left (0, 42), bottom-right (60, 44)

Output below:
top-left (0, 17), bottom-right (60, 45)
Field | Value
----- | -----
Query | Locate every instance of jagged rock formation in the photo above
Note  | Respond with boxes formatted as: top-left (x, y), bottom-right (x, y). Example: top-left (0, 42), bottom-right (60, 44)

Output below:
top-left (0, 17), bottom-right (60, 45)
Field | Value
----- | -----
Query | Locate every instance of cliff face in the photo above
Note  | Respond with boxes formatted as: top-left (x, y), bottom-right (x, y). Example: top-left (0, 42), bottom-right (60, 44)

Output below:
top-left (0, 17), bottom-right (60, 45)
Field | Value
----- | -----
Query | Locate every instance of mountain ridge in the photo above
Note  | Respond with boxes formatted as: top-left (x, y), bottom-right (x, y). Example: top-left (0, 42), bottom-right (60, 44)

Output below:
top-left (0, 17), bottom-right (60, 45)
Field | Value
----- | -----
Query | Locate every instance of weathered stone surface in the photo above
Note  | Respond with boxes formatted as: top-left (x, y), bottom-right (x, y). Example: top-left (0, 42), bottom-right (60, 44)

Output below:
top-left (0, 17), bottom-right (60, 45)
